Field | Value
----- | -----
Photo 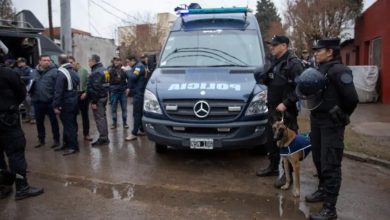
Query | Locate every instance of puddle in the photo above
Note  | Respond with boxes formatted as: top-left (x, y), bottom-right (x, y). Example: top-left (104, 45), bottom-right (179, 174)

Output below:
top-left (36, 172), bottom-right (135, 201)
top-left (34, 172), bottom-right (309, 219)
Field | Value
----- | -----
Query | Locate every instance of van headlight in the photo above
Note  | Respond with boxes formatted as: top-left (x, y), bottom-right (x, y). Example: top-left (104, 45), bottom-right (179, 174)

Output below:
top-left (245, 91), bottom-right (268, 116)
top-left (144, 89), bottom-right (162, 114)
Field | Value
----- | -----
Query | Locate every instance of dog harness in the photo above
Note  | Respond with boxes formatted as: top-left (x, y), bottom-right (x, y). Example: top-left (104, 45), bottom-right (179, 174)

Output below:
top-left (280, 134), bottom-right (311, 161)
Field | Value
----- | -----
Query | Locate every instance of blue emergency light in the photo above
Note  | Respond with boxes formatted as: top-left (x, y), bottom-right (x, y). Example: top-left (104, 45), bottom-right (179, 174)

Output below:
top-left (178, 7), bottom-right (250, 16)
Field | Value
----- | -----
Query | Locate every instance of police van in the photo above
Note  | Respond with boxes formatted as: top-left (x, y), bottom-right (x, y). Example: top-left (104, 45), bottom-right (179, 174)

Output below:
top-left (142, 7), bottom-right (268, 153)
top-left (0, 10), bottom-right (63, 66)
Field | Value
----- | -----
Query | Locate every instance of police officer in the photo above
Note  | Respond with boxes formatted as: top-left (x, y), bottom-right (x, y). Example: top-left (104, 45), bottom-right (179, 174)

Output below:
top-left (255, 36), bottom-right (303, 184)
top-left (125, 56), bottom-right (147, 141)
top-left (87, 54), bottom-right (110, 146)
top-left (52, 54), bottom-right (80, 155)
top-left (297, 38), bottom-right (358, 220)
top-left (0, 40), bottom-right (44, 200)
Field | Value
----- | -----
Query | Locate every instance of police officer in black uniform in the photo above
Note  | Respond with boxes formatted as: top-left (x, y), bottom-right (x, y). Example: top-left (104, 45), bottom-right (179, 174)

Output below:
top-left (52, 54), bottom-right (80, 155)
top-left (0, 40), bottom-right (44, 200)
top-left (125, 56), bottom-right (147, 141)
top-left (296, 38), bottom-right (359, 220)
top-left (255, 36), bottom-right (304, 184)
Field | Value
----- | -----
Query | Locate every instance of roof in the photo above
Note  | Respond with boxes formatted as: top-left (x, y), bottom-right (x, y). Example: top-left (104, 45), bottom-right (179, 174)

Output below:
top-left (0, 29), bottom-right (63, 53)
top-left (42, 27), bottom-right (92, 38)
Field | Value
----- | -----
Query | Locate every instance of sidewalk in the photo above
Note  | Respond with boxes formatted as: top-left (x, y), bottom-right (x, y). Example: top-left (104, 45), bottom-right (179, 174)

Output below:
top-left (298, 103), bottom-right (390, 168)
top-left (346, 103), bottom-right (390, 168)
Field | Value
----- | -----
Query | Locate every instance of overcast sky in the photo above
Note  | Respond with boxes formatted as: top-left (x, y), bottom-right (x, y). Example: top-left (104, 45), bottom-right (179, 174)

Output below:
top-left (13, 0), bottom-right (376, 40)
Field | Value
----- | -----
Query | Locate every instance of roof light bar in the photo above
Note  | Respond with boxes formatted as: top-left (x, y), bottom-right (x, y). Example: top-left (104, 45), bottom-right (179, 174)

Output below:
top-left (178, 7), bottom-right (249, 16)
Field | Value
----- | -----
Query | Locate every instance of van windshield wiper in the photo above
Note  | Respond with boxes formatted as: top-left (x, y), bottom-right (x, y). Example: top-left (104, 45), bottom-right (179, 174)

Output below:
top-left (206, 64), bottom-right (249, 67)
top-left (162, 47), bottom-right (247, 66)
top-left (178, 47), bottom-right (248, 66)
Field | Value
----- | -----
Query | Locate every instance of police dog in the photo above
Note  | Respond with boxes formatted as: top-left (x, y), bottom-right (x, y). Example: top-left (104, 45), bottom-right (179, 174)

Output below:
top-left (273, 120), bottom-right (311, 197)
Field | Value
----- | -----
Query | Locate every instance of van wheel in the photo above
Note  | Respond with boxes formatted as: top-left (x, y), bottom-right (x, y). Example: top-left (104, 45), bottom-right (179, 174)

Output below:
top-left (155, 143), bottom-right (168, 154)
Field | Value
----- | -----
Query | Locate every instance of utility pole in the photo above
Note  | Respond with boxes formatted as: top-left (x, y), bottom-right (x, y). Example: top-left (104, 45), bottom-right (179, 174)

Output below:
top-left (48, 0), bottom-right (54, 40)
top-left (60, 0), bottom-right (72, 54)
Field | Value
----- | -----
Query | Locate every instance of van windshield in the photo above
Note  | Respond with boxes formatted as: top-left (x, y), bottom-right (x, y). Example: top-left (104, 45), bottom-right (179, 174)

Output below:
top-left (160, 30), bottom-right (263, 68)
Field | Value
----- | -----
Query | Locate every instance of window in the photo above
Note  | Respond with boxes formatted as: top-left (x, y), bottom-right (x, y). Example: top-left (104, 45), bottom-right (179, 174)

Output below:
top-left (370, 37), bottom-right (382, 69)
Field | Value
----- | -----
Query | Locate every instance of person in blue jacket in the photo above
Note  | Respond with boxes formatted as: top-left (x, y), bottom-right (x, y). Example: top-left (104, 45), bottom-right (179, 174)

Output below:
top-left (87, 54), bottom-right (110, 146)
top-left (125, 56), bottom-right (147, 141)
top-left (30, 55), bottom-right (60, 148)
top-left (52, 54), bottom-right (80, 156)
top-left (16, 57), bottom-right (35, 124)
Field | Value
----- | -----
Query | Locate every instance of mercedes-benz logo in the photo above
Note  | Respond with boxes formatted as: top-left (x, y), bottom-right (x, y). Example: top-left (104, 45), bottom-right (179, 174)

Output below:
top-left (193, 100), bottom-right (210, 118)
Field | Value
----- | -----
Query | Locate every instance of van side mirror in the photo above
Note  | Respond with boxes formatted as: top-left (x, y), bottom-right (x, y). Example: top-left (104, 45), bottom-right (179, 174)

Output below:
top-left (253, 66), bottom-right (267, 84)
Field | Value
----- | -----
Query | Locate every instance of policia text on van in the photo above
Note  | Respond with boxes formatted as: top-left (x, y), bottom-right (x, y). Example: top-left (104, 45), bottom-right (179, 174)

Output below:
top-left (142, 7), bottom-right (269, 153)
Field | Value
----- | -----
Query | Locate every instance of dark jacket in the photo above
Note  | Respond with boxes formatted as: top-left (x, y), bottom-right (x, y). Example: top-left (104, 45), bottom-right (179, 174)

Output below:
top-left (0, 65), bottom-right (26, 137)
top-left (30, 64), bottom-right (58, 103)
top-left (311, 60), bottom-right (359, 126)
top-left (87, 62), bottom-right (108, 104)
top-left (314, 60), bottom-right (359, 115)
top-left (53, 63), bottom-right (80, 112)
top-left (18, 65), bottom-right (33, 86)
top-left (256, 51), bottom-right (304, 112)
top-left (127, 62), bottom-right (147, 98)
top-left (109, 66), bottom-right (128, 93)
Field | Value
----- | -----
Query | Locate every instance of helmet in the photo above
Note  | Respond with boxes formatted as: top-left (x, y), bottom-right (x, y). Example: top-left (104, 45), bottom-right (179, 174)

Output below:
top-left (296, 68), bottom-right (326, 110)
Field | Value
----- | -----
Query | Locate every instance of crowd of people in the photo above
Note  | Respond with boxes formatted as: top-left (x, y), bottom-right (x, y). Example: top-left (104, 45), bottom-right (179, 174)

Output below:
top-left (0, 38), bottom-right (152, 200)
top-left (1, 35), bottom-right (359, 220)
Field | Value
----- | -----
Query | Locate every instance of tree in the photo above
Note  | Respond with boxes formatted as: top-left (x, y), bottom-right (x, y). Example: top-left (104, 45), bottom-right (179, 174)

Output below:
top-left (117, 12), bottom-right (167, 58)
top-left (285, 0), bottom-right (363, 51)
top-left (0, 0), bottom-right (15, 20)
top-left (255, 0), bottom-right (284, 41)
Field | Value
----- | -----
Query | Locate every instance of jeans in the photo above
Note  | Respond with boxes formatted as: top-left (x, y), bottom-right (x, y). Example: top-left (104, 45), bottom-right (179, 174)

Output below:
top-left (110, 92), bottom-right (127, 125)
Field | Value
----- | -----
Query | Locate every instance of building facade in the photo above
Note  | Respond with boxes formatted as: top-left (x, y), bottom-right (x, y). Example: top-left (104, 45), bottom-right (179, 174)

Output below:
top-left (354, 0), bottom-right (390, 103)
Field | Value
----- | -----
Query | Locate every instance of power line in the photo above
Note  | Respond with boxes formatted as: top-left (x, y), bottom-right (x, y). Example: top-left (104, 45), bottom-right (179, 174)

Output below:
top-left (99, 0), bottom-right (140, 22)
top-left (90, 21), bottom-right (102, 36)
top-left (89, 0), bottom-right (135, 25)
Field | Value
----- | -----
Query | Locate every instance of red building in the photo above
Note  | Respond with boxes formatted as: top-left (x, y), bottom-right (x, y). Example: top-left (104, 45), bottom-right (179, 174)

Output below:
top-left (354, 0), bottom-right (390, 103)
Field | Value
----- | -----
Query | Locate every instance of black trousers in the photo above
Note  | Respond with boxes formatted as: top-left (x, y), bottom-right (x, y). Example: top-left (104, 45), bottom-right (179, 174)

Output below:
top-left (266, 109), bottom-right (298, 165)
top-left (33, 102), bottom-right (60, 143)
top-left (0, 135), bottom-right (27, 177)
top-left (78, 97), bottom-right (90, 137)
top-left (310, 124), bottom-right (345, 208)
top-left (60, 110), bottom-right (79, 150)
top-left (131, 95), bottom-right (144, 135)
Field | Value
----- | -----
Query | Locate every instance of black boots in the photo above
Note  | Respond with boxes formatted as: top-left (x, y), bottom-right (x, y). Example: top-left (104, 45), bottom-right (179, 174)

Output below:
top-left (310, 207), bottom-right (337, 220)
top-left (91, 138), bottom-right (110, 146)
top-left (15, 177), bottom-right (44, 200)
top-left (306, 189), bottom-right (326, 203)
top-left (256, 160), bottom-right (279, 177)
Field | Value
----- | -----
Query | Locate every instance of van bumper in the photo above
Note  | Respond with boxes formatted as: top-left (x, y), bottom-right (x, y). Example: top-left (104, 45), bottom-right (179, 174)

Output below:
top-left (142, 116), bottom-right (268, 150)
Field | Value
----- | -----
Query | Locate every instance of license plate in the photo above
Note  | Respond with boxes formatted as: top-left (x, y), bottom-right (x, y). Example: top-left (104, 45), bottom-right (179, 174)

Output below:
top-left (190, 138), bottom-right (214, 150)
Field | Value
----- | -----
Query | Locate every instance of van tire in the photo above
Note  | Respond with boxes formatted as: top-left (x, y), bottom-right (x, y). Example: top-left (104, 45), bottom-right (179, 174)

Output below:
top-left (155, 143), bottom-right (168, 154)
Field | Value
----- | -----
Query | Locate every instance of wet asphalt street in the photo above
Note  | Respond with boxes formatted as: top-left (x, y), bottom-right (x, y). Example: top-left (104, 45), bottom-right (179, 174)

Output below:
top-left (1, 103), bottom-right (390, 220)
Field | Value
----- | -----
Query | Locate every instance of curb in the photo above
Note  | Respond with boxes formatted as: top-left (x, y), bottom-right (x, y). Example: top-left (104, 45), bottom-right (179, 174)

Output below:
top-left (344, 151), bottom-right (390, 169)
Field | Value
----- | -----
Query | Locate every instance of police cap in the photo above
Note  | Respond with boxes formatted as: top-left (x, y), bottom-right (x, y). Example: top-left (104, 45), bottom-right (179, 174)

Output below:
top-left (267, 35), bottom-right (290, 46)
top-left (312, 38), bottom-right (340, 50)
